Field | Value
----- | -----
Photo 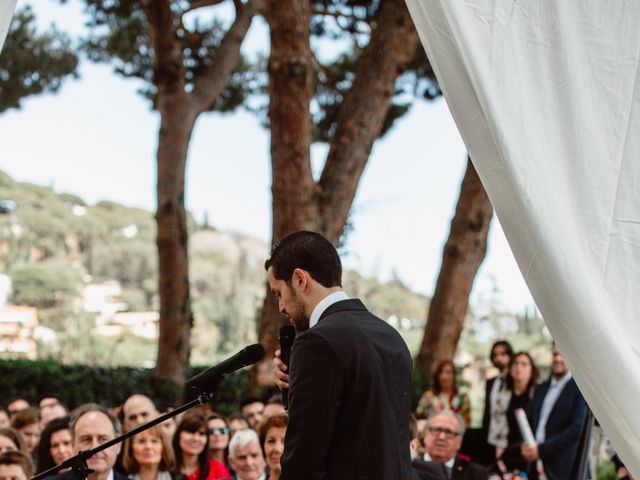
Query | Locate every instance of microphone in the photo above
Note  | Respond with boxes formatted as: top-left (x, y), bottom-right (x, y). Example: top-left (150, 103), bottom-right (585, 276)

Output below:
top-left (279, 325), bottom-right (296, 411)
top-left (186, 344), bottom-right (265, 390)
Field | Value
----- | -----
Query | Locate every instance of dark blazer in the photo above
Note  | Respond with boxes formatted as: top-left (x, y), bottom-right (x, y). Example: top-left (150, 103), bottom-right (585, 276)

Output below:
top-left (526, 377), bottom-right (586, 480)
top-left (412, 458), bottom-right (488, 480)
top-left (45, 469), bottom-right (128, 480)
top-left (481, 376), bottom-right (499, 434)
top-left (280, 298), bottom-right (413, 480)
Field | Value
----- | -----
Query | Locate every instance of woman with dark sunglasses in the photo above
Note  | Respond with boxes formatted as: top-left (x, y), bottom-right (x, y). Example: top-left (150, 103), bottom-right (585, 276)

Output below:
top-left (206, 414), bottom-right (230, 468)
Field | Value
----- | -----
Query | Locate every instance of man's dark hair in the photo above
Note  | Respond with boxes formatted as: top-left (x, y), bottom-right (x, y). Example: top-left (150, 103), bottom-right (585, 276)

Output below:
top-left (239, 397), bottom-right (263, 410)
top-left (265, 231), bottom-right (342, 287)
top-left (490, 340), bottom-right (514, 361)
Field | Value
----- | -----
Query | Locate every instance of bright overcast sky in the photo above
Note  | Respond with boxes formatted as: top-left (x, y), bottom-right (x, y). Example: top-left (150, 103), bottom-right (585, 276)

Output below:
top-left (0, 1), bottom-right (537, 315)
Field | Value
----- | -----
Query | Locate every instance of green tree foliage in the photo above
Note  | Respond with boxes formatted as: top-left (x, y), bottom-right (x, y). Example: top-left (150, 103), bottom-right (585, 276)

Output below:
top-left (1, 169), bottom-right (433, 366)
top-left (309, 1), bottom-right (440, 143)
top-left (0, 6), bottom-right (79, 112)
top-left (79, 0), bottom-right (254, 112)
top-left (9, 257), bottom-right (81, 309)
top-left (0, 357), bottom-right (249, 413)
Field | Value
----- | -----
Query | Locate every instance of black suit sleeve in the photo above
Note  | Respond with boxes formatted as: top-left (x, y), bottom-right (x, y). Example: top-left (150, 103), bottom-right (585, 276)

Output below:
top-left (280, 330), bottom-right (345, 480)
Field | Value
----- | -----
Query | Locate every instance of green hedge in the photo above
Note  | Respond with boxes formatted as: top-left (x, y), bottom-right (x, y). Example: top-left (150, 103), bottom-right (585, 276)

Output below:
top-left (0, 359), bottom-right (251, 415)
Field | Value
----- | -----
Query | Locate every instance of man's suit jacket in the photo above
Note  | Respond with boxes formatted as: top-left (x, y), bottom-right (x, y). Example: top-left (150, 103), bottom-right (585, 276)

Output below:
top-left (280, 299), bottom-right (413, 480)
top-left (481, 375), bottom-right (499, 434)
top-left (45, 469), bottom-right (127, 480)
top-left (527, 377), bottom-right (586, 480)
top-left (412, 458), bottom-right (488, 480)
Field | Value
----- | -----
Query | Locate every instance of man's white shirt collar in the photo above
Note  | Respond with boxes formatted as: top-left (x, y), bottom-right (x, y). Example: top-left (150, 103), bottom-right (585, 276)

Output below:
top-left (422, 453), bottom-right (455, 468)
top-left (309, 291), bottom-right (349, 329)
top-left (551, 371), bottom-right (572, 388)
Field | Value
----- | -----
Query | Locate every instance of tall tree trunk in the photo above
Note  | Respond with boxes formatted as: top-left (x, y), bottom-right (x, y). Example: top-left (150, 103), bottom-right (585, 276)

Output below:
top-left (141, 0), bottom-right (258, 394)
top-left (415, 158), bottom-right (493, 382)
top-left (257, 0), bottom-right (419, 370)
top-left (259, 0), bottom-right (315, 357)
top-left (154, 93), bottom-right (197, 387)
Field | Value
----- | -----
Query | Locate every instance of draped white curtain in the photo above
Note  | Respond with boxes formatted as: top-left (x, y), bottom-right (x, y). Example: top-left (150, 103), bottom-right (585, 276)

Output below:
top-left (0, 1), bottom-right (16, 52)
top-left (404, 0), bottom-right (640, 476)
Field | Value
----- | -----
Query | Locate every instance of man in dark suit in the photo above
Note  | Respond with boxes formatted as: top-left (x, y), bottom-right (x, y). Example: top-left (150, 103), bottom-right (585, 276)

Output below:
top-left (413, 411), bottom-right (487, 480)
top-left (268, 231), bottom-right (413, 480)
top-left (521, 344), bottom-right (587, 480)
top-left (45, 403), bottom-right (126, 480)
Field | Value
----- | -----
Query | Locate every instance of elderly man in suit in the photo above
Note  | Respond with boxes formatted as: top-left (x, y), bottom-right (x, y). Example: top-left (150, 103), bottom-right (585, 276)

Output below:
top-left (269, 231), bottom-right (413, 480)
top-left (521, 344), bottom-right (586, 480)
top-left (413, 411), bottom-right (487, 480)
top-left (46, 403), bottom-right (126, 480)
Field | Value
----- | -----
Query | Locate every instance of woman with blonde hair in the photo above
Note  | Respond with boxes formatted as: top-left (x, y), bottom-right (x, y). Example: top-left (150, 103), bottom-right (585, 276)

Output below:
top-left (123, 425), bottom-right (182, 480)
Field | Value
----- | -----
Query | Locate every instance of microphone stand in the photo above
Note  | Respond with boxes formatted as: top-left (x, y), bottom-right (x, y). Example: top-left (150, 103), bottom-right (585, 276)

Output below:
top-left (32, 385), bottom-right (220, 480)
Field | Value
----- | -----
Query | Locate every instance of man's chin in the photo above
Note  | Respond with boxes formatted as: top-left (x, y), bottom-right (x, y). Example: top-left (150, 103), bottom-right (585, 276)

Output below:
top-left (291, 317), bottom-right (310, 332)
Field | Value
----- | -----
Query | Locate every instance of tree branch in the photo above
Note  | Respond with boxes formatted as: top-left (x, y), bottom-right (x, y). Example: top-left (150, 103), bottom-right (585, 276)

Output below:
top-left (316, 0), bottom-right (419, 241)
top-left (184, 0), bottom-right (227, 15)
top-left (188, 0), bottom-right (260, 113)
top-left (141, 0), bottom-right (186, 95)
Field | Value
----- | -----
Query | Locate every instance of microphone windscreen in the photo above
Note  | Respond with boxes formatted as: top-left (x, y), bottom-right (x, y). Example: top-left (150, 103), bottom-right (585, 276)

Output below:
top-left (242, 344), bottom-right (266, 365)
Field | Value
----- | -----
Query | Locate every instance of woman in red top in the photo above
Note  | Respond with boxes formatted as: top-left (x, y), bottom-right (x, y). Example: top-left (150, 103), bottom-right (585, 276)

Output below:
top-left (172, 413), bottom-right (230, 480)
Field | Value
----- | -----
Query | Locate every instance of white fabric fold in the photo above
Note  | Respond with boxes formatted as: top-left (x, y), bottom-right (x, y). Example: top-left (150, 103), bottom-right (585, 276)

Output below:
top-left (0, 1), bottom-right (16, 53)
top-left (404, 0), bottom-right (640, 476)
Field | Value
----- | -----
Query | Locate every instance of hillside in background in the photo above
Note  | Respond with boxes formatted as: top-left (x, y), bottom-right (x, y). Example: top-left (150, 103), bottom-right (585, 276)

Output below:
top-left (0, 169), bottom-right (431, 366)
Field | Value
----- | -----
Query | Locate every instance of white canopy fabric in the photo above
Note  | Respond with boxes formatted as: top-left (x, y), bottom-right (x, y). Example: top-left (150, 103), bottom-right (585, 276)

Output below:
top-left (0, 1), bottom-right (16, 52)
top-left (404, 0), bottom-right (640, 476)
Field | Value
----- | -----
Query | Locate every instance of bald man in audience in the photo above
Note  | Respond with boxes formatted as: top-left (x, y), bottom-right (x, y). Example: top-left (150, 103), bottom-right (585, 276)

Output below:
top-left (121, 395), bottom-right (158, 433)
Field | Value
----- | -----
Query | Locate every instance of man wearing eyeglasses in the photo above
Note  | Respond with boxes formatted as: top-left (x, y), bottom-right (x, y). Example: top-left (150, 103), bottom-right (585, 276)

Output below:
top-left (412, 411), bottom-right (487, 480)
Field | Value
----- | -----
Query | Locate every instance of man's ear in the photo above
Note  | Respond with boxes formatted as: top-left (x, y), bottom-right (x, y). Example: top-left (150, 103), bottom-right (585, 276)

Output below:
top-left (291, 268), bottom-right (308, 291)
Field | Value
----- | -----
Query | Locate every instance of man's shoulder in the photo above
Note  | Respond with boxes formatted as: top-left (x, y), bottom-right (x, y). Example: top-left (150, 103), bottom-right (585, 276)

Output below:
top-left (42, 471), bottom-right (75, 480)
top-left (43, 470), bottom-right (126, 480)
top-left (453, 457), bottom-right (488, 479)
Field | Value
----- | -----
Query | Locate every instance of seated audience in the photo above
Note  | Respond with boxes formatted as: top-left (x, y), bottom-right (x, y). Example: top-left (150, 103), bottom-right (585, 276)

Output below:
top-left (521, 343), bottom-right (586, 480)
top-left (227, 430), bottom-right (265, 480)
top-left (258, 415), bottom-right (287, 480)
top-left (482, 341), bottom-right (514, 459)
top-left (226, 415), bottom-right (249, 438)
top-left (6, 400), bottom-right (29, 420)
top-left (239, 400), bottom-right (263, 431)
top-left (38, 398), bottom-right (68, 429)
top-left (48, 403), bottom-right (127, 480)
top-left (0, 409), bottom-right (9, 430)
top-left (261, 398), bottom-right (285, 421)
top-left (413, 411), bottom-right (487, 480)
top-left (494, 352), bottom-right (539, 473)
top-left (123, 395), bottom-right (159, 434)
top-left (172, 413), bottom-right (230, 480)
top-left (123, 424), bottom-right (183, 480)
top-left (409, 415), bottom-right (425, 462)
top-left (0, 451), bottom-right (33, 480)
top-left (36, 416), bottom-right (73, 474)
top-left (0, 429), bottom-right (25, 455)
top-left (206, 414), bottom-right (230, 466)
top-left (10, 409), bottom-right (40, 460)
top-left (417, 360), bottom-right (472, 427)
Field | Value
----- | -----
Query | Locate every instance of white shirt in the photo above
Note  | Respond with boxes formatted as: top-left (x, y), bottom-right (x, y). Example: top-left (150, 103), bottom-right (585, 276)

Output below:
top-left (309, 291), bottom-right (350, 329)
top-left (535, 372), bottom-right (573, 443)
top-left (423, 453), bottom-right (455, 468)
